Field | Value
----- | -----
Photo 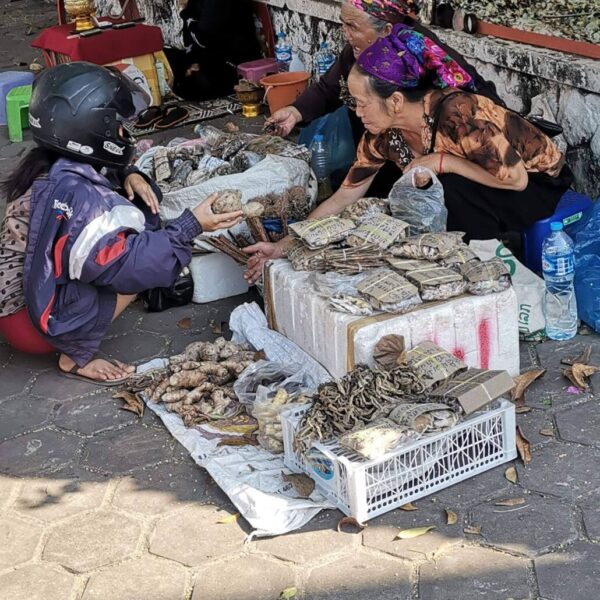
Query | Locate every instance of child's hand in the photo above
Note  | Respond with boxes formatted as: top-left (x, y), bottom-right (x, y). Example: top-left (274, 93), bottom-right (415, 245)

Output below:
top-left (193, 193), bottom-right (243, 232)
top-left (124, 173), bottom-right (160, 215)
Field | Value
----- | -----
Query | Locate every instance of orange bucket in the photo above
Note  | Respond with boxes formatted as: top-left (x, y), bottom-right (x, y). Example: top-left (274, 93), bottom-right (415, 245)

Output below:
top-left (260, 71), bottom-right (310, 114)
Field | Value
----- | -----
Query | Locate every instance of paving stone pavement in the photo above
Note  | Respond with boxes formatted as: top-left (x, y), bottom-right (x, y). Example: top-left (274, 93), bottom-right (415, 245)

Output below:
top-left (2, 4), bottom-right (600, 597)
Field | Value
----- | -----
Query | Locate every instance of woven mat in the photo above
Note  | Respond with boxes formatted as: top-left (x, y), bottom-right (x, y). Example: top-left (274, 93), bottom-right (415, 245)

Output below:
top-left (126, 97), bottom-right (242, 136)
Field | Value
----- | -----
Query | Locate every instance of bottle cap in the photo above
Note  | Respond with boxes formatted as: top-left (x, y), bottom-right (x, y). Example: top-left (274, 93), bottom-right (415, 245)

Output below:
top-left (278, 32), bottom-right (285, 38)
top-left (320, 41), bottom-right (327, 49)
top-left (313, 134), bottom-right (324, 142)
top-left (550, 221), bottom-right (564, 231)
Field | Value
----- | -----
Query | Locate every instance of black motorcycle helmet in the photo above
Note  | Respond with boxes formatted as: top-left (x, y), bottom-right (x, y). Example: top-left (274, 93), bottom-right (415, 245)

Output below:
top-left (29, 61), bottom-right (150, 170)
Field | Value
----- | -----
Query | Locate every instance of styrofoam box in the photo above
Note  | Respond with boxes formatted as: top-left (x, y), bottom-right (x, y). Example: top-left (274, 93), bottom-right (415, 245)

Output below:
top-left (265, 260), bottom-right (520, 378)
top-left (282, 400), bottom-right (517, 522)
top-left (189, 252), bottom-right (249, 304)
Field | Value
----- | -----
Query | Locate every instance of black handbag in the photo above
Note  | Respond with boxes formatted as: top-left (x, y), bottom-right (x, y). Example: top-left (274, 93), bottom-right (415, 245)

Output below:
top-left (526, 115), bottom-right (563, 138)
top-left (140, 271), bottom-right (194, 313)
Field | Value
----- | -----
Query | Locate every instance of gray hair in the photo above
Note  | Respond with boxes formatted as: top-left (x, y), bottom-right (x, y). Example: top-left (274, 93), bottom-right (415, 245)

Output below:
top-left (366, 13), bottom-right (390, 32)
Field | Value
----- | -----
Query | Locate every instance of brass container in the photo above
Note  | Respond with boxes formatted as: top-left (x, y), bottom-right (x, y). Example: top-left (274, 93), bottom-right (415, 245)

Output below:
top-left (234, 84), bottom-right (264, 119)
top-left (64, 0), bottom-right (96, 32)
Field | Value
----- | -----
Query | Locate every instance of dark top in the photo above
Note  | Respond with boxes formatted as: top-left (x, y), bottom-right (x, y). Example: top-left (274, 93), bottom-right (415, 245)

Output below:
top-left (293, 21), bottom-right (504, 142)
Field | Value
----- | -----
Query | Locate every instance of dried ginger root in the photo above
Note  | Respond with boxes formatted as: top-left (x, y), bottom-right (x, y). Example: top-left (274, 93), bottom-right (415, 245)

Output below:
top-left (185, 382), bottom-right (217, 405)
top-left (162, 390), bottom-right (189, 403)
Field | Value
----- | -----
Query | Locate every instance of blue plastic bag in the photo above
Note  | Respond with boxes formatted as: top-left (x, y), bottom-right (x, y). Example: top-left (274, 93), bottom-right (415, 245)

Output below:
top-left (298, 106), bottom-right (356, 189)
top-left (568, 199), bottom-right (600, 332)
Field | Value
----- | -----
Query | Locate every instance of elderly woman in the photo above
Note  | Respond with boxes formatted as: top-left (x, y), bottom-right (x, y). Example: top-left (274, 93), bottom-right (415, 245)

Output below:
top-left (266, 0), bottom-right (503, 139)
top-left (244, 25), bottom-right (572, 284)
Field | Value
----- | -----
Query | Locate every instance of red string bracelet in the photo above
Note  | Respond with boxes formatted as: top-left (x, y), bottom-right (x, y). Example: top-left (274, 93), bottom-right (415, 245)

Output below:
top-left (438, 152), bottom-right (445, 174)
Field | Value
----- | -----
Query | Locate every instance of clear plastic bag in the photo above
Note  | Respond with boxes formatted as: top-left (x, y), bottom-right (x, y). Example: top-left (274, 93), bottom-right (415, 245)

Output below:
top-left (233, 360), bottom-right (310, 406)
top-left (388, 167), bottom-right (447, 235)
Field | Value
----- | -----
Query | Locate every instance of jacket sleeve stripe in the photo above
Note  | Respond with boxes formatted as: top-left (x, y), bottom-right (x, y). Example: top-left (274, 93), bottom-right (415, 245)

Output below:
top-left (39, 294), bottom-right (55, 334)
top-left (53, 234), bottom-right (69, 279)
top-left (69, 205), bottom-right (145, 280)
top-left (95, 232), bottom-right (127, 266)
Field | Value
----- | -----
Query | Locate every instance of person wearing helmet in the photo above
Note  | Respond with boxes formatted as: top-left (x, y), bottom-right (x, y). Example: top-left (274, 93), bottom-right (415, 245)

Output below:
top-left (0, 62), bottom-right (242, 385)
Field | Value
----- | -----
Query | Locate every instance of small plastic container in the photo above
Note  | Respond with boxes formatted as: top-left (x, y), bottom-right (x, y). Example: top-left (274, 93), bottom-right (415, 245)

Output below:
top-left (237, 58), bottom-right (279, 84)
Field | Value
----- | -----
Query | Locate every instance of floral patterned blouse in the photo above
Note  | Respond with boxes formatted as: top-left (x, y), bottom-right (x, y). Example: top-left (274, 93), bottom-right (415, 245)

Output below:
top-left (342, 90), bottom-right (565, 188)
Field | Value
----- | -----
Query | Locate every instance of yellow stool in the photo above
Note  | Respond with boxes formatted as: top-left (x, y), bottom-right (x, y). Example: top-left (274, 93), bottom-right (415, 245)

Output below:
top-left (6, 84), bottom-right (32, 143)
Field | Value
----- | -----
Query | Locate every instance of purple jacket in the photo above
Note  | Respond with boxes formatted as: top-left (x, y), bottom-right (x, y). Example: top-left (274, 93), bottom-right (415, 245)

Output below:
top-left (23, 158), bottom-right (202, 367)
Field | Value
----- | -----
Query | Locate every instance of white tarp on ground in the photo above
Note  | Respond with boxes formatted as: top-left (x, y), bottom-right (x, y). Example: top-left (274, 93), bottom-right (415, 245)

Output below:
top-left (141, 303), bottom-right (333, 538)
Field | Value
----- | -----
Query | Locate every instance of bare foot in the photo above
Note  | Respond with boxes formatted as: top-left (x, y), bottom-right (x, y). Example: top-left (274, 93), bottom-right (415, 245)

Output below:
top-left (59, 354), bottom-right (135, 382)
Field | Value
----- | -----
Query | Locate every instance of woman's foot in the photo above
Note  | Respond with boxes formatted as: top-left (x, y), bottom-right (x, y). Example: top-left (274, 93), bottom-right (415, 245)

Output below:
top-left (58, 354), bottom-right (135, 383)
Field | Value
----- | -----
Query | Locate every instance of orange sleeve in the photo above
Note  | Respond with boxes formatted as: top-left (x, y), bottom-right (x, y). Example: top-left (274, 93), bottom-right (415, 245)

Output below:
top-left (341, 132), bottom-right (387, 189)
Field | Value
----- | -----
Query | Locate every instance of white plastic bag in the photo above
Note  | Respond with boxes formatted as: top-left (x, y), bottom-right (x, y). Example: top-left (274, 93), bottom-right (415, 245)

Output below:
top-left (469, 239), bottom-right (545, 339)
top-left (388, 167), bottom-right (447, 235)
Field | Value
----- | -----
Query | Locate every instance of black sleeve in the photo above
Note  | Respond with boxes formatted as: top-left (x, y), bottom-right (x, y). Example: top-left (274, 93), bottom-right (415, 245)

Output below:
top-left (412, 23), bottom-right (506, 108)
top-left (292, 44), bottom-right (356, 123)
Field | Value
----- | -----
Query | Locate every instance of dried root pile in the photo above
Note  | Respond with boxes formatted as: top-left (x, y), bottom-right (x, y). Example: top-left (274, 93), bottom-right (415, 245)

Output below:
top-left (144, 338), bottom-right (258, 428)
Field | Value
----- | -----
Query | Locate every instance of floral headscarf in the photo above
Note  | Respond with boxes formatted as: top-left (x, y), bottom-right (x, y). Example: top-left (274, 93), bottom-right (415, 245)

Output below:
top-left (357, 23), bottom-right (475, 90)
top-left (349, 0), bottom-right (419, 22)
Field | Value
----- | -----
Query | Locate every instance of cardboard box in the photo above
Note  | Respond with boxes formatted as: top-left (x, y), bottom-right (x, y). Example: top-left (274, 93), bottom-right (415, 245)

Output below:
top-left (430, 368), bottom-right (515, 415)
top-left (264, 260), bottom-right (520, 379)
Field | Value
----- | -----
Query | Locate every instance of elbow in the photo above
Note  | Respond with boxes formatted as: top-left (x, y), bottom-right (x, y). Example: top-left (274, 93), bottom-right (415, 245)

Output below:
top-left (513, 171), bottom-right (529, 192)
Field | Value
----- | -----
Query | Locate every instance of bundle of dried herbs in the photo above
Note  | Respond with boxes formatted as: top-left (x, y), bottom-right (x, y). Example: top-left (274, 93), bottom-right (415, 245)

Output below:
top-left (290, 217), bottom-right (356, 250)
top-left (393, 232), bottom-right (465, 260)
top-left (357, 269), bottom-right (422, 313)
top-left (340, 197), bottom-right (390, 224)
top-left (405, 266), bottom-right (467, 301)
top-left (438, 244), bottom-right (480, 269)
top-left (459, 259), bottom-right (512, 295)
top-left (346, 214), bottom-right (410, 249)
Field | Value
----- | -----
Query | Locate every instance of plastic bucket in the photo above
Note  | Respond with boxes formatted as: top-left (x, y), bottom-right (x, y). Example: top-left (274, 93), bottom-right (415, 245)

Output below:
top-left (260, 71), bottom-right (310, 114)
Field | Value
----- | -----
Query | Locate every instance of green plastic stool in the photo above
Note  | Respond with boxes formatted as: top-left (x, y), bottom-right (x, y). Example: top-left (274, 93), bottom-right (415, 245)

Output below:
top-left (6, 84), bottom-right (32, 143)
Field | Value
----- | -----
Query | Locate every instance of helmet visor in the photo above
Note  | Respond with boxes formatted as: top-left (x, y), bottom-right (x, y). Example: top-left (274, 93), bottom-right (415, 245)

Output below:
top-left (107, 68), bottom-right (152, 122)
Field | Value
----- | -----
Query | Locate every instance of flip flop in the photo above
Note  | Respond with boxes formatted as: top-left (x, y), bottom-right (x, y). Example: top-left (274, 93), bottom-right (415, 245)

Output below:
top-left (59, 358), bottom-right (133, 387)
top-left (134, 106), bottom-right (165, 129)
top-left (154, 106), bottom-right (190, 130)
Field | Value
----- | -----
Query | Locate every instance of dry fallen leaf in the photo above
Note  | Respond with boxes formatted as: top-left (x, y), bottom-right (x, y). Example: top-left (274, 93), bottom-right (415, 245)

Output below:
top-left (279, 587), bottom-right (297, 599)
top-left (505, 466), bottom-right (518, 484)
top-left (464, 525), bottom-right (481, 535)
top-left (395, 525), bottom-right (436, 540)
top-left (539, 427), bottom-right (555, 437)
top-left (445, 509), bottom-right (458, 525)
top-left (516, 425), bottom-right (532, 465)
top-left (177, 316), bottom-right (192, 330)
top-left (210, 320), bottom-right (225, 335)
top-left (373, 334), bottom-right (405, 370)
top-left (561, 345), bottom-right (592, 366)
top-left (511, 369), bottom-right (546, 405)
top-left (564, 363), bottom-right (598, 391)
top-left (217, 512), bottom-right (240, 524)
top-left (113, 391), bottom-right (144, 417)
top-left (495, 497), bottom-right (526, 507)
top-left (217, 436), bottom-right (259, 447)
top-left (400, 502), bottom-right (418, 511)
top-left (282, 473), bottom-right (315, 498)
top-left (337, 516), bottom-right (366, 533)
top-left (515, 406), bottom-right (532, 414)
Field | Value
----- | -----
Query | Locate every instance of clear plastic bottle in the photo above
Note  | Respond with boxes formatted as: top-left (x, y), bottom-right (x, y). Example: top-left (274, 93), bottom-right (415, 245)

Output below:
top-left (275, 32), bottom-right (292, 72)
top-left (542, 221), bottom-right (578, 340)
top-left (315, 41), bottom-right (336, 79)
top-left (310, 134), bottom-right (332, 202)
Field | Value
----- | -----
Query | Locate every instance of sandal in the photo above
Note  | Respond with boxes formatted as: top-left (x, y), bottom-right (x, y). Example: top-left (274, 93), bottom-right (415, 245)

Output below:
top-left (154, 106), bottom-right (190, 130)
top-left (134, 106), bottom-right (165, 129)
top-left (59, 358), bottom-right (133, 387)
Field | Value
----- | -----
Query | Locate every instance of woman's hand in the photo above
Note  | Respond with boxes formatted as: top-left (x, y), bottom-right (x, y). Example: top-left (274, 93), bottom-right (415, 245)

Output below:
top-left (265, 106), bottom-right (302, 137)
top-left (192, 193), bottom-right (243, 232)
top-left (124, 173), bottom-right (160, 215)
top-left (243, 241), bottom-right (286, 284)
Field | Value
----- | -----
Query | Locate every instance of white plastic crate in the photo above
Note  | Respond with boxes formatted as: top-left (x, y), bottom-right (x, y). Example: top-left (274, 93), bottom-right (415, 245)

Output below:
top-left (281, 400), bottom-right (516, 522)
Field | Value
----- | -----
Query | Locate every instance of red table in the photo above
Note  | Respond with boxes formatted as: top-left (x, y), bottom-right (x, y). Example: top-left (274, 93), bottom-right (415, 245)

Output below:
top-left (32, 22), bottom-right (164, 67)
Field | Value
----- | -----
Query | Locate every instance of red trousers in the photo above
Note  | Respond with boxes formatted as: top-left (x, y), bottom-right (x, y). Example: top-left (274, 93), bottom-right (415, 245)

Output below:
top-left (0, 309), bottom-right (55, 354)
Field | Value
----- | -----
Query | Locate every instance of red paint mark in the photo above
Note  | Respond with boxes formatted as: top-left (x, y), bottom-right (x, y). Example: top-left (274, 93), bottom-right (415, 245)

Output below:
top-left (453, 347), bottom-right (465, 361)
top-left (478, 319), bottom-right (491, 369)
top-left (53, 234), bottom-right (69, 278)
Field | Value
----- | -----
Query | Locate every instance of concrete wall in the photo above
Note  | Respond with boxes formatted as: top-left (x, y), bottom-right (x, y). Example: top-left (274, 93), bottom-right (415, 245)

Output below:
top-left (95, 0), bottom-right (600, 198)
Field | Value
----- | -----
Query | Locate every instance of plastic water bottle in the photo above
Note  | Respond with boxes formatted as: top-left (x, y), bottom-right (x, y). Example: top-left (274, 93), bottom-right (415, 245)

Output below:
top-left (275, 32), bottom-right (292, 72)
top-left (310, 134), bottom-right (332, 202)
top-left (542, 221), bottom-right (578, 340)
top-left (315, 42), bottom-right (336, 79)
